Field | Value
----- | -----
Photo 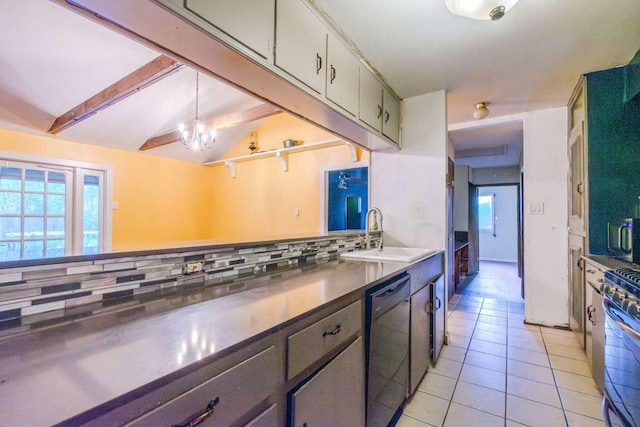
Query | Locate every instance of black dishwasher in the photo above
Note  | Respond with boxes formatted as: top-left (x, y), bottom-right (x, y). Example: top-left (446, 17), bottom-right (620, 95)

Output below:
top-left (365, 274), bottom-right (411, 427)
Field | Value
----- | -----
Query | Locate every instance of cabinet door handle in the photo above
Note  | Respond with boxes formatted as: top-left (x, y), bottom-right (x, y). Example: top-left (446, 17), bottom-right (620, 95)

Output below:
top-left (330, 65), bottom-right (336, 83)
top-left (434, 297), bottom-right (441, 310)
top-left (377, 105), bottom-right (383, 119)
top-left (323, 323), bottom-right (342, 337)
top-left (172, 397), bottom-right (220, 427)
top-left (587, 305), bottom-right (595, 324)
top-left (384, 110), bottom-right (390, 123)
top-left (316, 53), bottom-right (323, 74)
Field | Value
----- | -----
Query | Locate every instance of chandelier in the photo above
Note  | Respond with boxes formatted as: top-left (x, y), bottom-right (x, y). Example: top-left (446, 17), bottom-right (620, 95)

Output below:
top-left (445, 0), bottom-right (520, 20)
top-left (178, 72), bottom-right (217, 150)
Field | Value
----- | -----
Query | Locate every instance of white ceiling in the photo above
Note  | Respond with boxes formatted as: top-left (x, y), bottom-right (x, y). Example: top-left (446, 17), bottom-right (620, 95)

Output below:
top-left (450, 121), bottom-right (523, 169)
top-left (1, 0), bottom-right (639, 168)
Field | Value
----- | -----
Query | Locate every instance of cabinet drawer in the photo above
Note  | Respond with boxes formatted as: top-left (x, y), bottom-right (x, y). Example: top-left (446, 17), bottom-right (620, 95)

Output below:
top-left (245, 403), bottom-right (277, 427)
top-left (585, 263), bottom-right (605, 292)
top-left (287, 300), bottom-right (361, 379)
top-left (129, 346), bottom-right (280, 427)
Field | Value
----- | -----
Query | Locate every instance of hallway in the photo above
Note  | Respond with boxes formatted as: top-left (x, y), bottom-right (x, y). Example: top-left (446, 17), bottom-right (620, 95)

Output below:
top-left (458, 261), bottom-right (523, 302)
top-left (395, 264), bottom-right (604, 426)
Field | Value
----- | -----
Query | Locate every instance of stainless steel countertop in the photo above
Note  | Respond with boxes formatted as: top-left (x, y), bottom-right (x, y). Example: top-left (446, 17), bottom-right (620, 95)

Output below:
top-left (0, 255), bottom-right (439, 426)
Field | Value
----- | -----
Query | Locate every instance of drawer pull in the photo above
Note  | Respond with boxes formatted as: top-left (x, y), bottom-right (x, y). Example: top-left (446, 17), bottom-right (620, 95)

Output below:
top-left (586, 269), bottom-right (595, 274)
top-left (172, 397), bottom-right (220, 427)
top-left (322, 323), bottom-right (343, 337)
top-left (587, 305), bottom-right (596, 324)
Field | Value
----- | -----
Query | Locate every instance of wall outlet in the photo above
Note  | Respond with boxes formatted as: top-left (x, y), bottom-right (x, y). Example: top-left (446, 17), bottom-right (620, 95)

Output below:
top-left (183, 260), bottom-right (205, 274)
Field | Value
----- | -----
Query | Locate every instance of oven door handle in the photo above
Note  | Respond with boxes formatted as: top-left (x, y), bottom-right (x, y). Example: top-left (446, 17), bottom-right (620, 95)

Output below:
top-left (602, 395), bottom-right (614, 427)
top-left (602, 298), bottom-right (640, 341)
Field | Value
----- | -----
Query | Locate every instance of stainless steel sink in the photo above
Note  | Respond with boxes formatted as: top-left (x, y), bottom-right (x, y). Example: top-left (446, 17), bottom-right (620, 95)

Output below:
top-left (340, 247), bottom-right (438, 263)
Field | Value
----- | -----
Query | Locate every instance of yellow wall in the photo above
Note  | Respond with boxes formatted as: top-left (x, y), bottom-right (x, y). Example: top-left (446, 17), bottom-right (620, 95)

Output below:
top-left (0, 128), bottom-right (214, 251)
top-left (210, 113), bottom-right (369, 240)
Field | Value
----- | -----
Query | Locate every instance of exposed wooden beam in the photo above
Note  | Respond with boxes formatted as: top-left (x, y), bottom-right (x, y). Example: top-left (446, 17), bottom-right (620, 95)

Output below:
top-left (48, 55), bottom-right (182, 134)
top-left (139, 103), bottom-right (283, 151)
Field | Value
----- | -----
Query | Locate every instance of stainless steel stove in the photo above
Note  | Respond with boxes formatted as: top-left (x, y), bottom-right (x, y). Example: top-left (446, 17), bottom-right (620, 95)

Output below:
top-left (602, 268), bottom-right (640, 426)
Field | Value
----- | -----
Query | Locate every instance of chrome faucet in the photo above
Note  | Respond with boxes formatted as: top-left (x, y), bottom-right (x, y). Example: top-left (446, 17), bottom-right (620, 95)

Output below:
top-left (365, 207), bottom-right (384, 251)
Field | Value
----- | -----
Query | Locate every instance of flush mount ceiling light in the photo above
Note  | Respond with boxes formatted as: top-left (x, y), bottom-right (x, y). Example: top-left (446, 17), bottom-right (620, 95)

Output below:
top-left (473, 102), bottom-right (490, 119)
top-left (445, 0), bottom-right (520, 20)
top-left (178, 72), bottom-right (217, 151)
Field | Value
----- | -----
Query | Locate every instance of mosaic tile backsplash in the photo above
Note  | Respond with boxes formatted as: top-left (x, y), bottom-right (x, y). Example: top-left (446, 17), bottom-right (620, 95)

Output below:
top-left (0, 234), bottom-right (374, 327)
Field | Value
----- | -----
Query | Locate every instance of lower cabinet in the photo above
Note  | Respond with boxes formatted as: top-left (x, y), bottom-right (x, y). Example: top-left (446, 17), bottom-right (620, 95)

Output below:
top-left (129, 345), bottom-right (281, 427)
top-left (584, 257), bottom-right (606, 392)
top-left (431, 274), bottom-right (446, 364)
top-left (410, 283), bottom-right (432, 394)
top-left (290, 337), bottom-right (365, 427)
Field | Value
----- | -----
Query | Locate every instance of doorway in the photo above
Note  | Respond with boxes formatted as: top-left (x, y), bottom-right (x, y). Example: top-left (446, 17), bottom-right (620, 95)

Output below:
top-left (460, 184), bottom-right (522, 301)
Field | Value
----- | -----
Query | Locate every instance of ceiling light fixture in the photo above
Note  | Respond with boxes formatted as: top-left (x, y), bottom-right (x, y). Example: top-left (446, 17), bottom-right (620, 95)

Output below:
top-left (473, 102), bottom-right (490, 119)
top-left (445, 0), bottom-right (520, 20)
top-left (178, 72), bottom-right (216, 151)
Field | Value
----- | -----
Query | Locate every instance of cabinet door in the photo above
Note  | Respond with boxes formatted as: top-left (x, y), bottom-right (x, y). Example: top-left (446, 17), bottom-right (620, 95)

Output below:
top-left (431, 275), bottom-right (445, 364)
top-left (359, 65), bottom-right (383, 131)
top-left (275, 0), bottom-right (327, 94)
top-left (591, 289), bottom-right (605, 392)
top-left (382, 88), bottom-right (400, 143)
top-left (185, 0), bottom-right (275, 60)
top-left (410, 285), bottom-right (431, 394)
top-left (326, 31), bottom-right (359, 116)
top-left (568, 121), bottom-right (585, 235)
top-left (291, 337), bottom-right (365, 427)
top-left (585, 280), bottom-right (594, 368)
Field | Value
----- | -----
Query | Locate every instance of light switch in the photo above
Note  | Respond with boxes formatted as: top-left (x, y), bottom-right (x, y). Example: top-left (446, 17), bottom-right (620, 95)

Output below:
top-left (294, 208), bottom-right (300, 216)
top-left (529, 202), bottom-right (544, 214)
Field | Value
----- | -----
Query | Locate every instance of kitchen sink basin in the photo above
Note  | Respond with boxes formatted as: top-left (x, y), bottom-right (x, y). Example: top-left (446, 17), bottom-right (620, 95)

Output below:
top-left (340, 247), bottom-right (438, 263)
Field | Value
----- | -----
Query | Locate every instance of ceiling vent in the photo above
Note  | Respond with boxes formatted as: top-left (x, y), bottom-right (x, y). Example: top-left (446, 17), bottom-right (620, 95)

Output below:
top-left (455, 145), bottom-right (508, 158)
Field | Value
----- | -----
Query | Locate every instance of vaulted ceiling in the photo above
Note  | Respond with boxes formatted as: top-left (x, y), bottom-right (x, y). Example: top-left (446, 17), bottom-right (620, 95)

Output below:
top-left (1, 0), bottom-right (639, 167)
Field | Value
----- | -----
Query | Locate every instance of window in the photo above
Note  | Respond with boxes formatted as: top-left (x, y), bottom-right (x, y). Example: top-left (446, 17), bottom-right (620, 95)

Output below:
top-left (0, 156), bottom-right (111, 261)
top-left (478, 194), bottom-right (495, 233)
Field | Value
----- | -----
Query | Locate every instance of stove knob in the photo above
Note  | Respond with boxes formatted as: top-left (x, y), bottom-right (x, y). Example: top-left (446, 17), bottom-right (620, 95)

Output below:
top-left (627, 301), bottom-right (639, 318)
top-left (612, 291), bottom-right (625, 303)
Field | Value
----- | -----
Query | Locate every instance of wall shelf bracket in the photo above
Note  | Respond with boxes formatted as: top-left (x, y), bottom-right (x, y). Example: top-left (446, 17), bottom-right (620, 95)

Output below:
top-left (276, 151), bottom-right (289, 171)
top-left (224, 160), bottom-right (237, 178)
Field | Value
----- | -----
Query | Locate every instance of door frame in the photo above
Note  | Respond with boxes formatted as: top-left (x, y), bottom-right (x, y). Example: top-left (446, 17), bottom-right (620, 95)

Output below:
top-left (319, 160), bottom-right (369, 234)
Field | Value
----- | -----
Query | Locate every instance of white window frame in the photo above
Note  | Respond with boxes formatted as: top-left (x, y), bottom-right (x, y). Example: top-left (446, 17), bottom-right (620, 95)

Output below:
top-left (478, 193), bottom-right (495, 234)
top-left (0, 151), bottom-right (113, 257)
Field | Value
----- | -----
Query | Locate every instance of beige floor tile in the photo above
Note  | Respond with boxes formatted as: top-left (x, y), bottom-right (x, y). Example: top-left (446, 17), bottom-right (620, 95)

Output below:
top-left (542, 332), bottom-right (582, 348)
top-left (473, 329), bottom-right (508, 345)
top-left (565, 411), bottom-right (606, 427)
top-left (395, 415), bottom-right (434, 427)
top-left (417, 371), bottom-right (457, 400)
top-left (469, 338), bottom-right (507, 357)
top-left (506, 359), bottom-right (555, 385)
top-left (457, 299), bottom-right (483, 307)
top-left (507, 326), bottom-right (542, 340)
top-left (429, 357), bottom-right (463, 379)
top-left (507, 375), bottom-right (562, 408)
top-left (443, 402), bottom-right (505, 427)
top-left (559, 388), bottom-right (604, 420)
top-left (440, 344), bottom-right (467, 363)
top-left (456, 304), bottom-right (482, 313)
top-left (480, 308), bottom-right (508, 318)
top-left (541, 327), bottom-right (576, 338)
top-left (549, 355), bottom-right (592, 376)
top-left (506, 395), bottom-right (566, 427)
top-left (448, 317), bottom-right (476, 329)
top-left (507, 346), bottom-right (550, 367)
top-left (403, 391), bottom-right (450, 426)
top-left (449, 324), bottom-right (474, 337)
top-left (475, 321), bottom-right (507, 334)
top-left (448, 333), bottom-right (472, 348)
top-left (508, 313), bottom-right (525, 323)
top-left (450, 311), bottom-right (479, 321)
top-left (460, 363), bottom-right (506, 392)
top-left (461, 295), bottom-right (484, 302)
top-left (464, 350), bottom-right (507, 373)
top-left (478, 314), bottom-right (508, 325)
top-left (545, 342), bottom-right (588, 361)
top-left (482, 302), bottom-right (508, 312)
top-left (554, 370), bottom-right (601, 397)
top-left (509, 321), bottom-right (540, 331)
top-left (505, 421), bottom-right (528, 427)
top-left (507, 335), bottom-right (546, 352)
top-left (452, 380), bottom-right (506, 417)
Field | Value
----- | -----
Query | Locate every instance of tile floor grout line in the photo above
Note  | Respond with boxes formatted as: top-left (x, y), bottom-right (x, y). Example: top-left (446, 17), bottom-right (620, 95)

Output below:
top-left (540, 331), bottom-right (571, 427)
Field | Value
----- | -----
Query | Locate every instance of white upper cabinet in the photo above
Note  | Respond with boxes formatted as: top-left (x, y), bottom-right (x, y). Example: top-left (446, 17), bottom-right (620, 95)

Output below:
top-left (184, 0), bottom-right (275, 60)
top-left (326, 32), bottom-right (359, 116)
top-left (358, 66), bottom-right (400, 143)
top-left (359, 65), bottom-right (384, 131)
top-left (275, 0), bottom-right (328, 94)
top-left (383, 88), bottom-right (400, 143)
